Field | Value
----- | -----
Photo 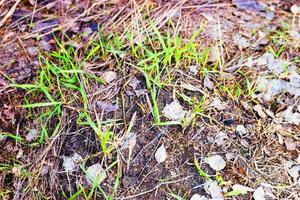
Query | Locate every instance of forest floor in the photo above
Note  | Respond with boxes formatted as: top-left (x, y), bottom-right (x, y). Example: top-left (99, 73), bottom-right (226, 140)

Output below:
top-left (1, 0), bottom-right (300, 199)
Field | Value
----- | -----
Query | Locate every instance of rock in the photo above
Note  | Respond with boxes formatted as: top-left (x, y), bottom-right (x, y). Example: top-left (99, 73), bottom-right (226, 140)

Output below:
top-left (162, 101), bottom-right (187, 121)
top-left (86, 163), bottom-right (107, 186)
top-left (204, 180), bottom-right (223, 199)
top-left (62, 153), bottom-right (82, 172)
top-left (102, 71), bottom-right (117, 84)
top-left (155, 144), bottom-right (167, 163)
top-left (253, 186), bottom-right (266, 200)
top-left (204, 155), bottom-right (226, 171)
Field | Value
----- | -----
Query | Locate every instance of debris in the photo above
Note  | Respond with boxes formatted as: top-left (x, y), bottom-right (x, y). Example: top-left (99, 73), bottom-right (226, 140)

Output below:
top-left (230, 184), bottom-right (254, 195)
top-left (189, 65), bottom-right (198, 75)
top-left (129, 77), bottom-right (140, 89)
top-left (204, 76), bottom-right (214, 90)
top-left (289, 30), bottom-right (300, 40)
top-left (236, 125), bottom-right (247, 136)
top-left (211, 98), bottom-right (227, 111)
top-left (225, 153), bottom-right (235, 161)
top-left (96, 101), bottom-right (118, 113)
top-left (27, 47), bottom-right (38, 56)
top-left (82, 27), bottom-right (93, 40)
top-left (190, 194), bottom-right (208, 200)
top-left (162, 101), bottom-right (187, 121)
top-left (253, 105), bottom-right (267, 119)
top-left (291, 5), bottom-right (300, 14)
top-left (209, 46), bottom-right (220, 63)
top-left (204, 155), bottom-right (226, 171)
top-left (204, 180), bottom-right (223, 199)
top-left (284, 138), bottom-right (297, 151)
top-left (62, 153), bottom-right (82, 172)
top-left (233, 0), bottom-right (265, 12)
top-left (155, 144), bottom-right (167, 163)
top-left (86, 163), bottom-right (107, 186)
top-left (234, 34), bottom-right (250, 48)
top-left (102, 71), bottom-right (117, 84)
top-left (215, 132), bottom-right (228, 146)
top-left (253, 186), bottom-right (266, 200)
top-left (281, 106), bottom-right (300, 125)
top-left (26, 128), bottom-right (38, 142)
top-left (284, 161), bottom-right (300, 182)
top-left (39, 40), bottom-right (52, 51)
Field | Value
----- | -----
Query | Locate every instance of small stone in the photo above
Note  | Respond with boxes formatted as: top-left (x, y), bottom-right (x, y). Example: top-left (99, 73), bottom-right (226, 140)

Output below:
top-left (204, 155), bottom-right (226, 171)
top-left (86, 163), bottom-right (107, 186)
top-left (155, 144), bottom-right (167, 163)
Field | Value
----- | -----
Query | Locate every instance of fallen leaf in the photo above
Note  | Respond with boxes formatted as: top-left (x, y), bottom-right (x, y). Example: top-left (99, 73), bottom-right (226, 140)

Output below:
top-left (284, 138), bottom-right (297, 151)
top-left (26, 128), bottom-right (38, 142)
top-left (236, 125), bottom-right (247, 136)
top-left (190, 194), bottom-right (208, 200)
top-left (62, 153), bottom-right (82, 172)
top-left (253, 186), bottom-right (265, 200)
top-left (204, 76), bottom-right (214, 90)
top-left (86, 163), bottom-right (107, 186)
top-left (215, 132), bottom-right (228, 146)
top-left (162, 101), bottom-right (187, 121)
top-left (253, 105), bottom-right (267, 119)
top-left (204, 155), bottom-right (226, 171)
top-left (204, 180), bottom-right (223, 199)
top-left (102, 71), bottom-right (117, 84)
top-left (211, 98), bottom-right (227, 111)
top-left (155, 144), bottom-right (167, 163)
